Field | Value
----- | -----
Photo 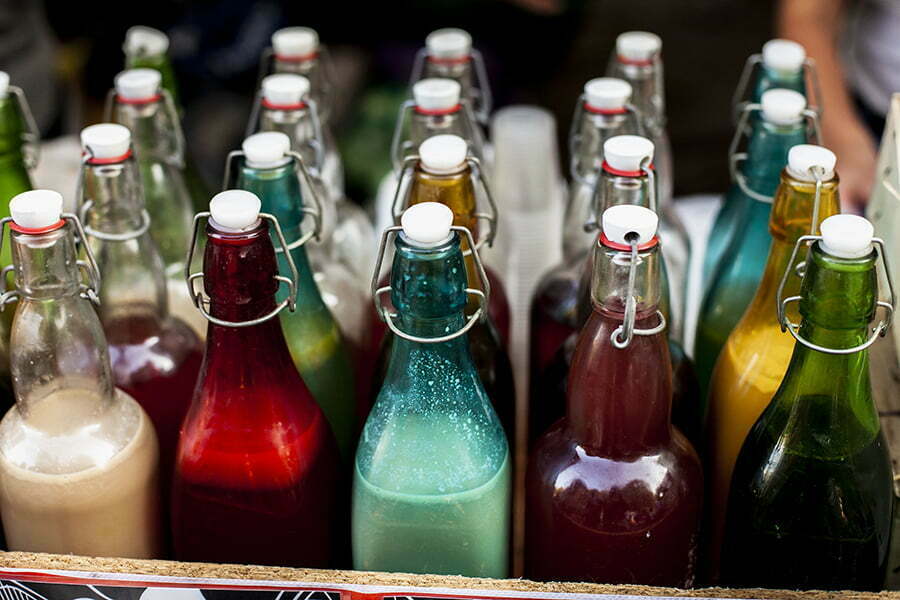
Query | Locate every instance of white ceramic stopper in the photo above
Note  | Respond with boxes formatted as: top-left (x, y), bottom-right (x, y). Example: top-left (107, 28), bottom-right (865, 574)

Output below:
top-left (210, 190), bottom-right (262, 232)
top-left (761, 88), bottom-right (806, 125)
top-left (115, 68), bottom-right (161, 101)
top-left (762, 39), bottom-right (806, 75)
top-left (602, 204), bottom-right (658, 246)
top-left (787, 144), bottom-right (836, 182)
top-left (426, 28), bottom-right (472, 59)
top-left (272, 26), bottom-right (319, 58)
top-left (401, 202), bottom-right (455, 247)
top-left (604, 135), bottom-right (655, 172)
top-left (0, 72), bottom-right (10, 98)
top-left (124, 26), bottom-right (169, 56)
top-left (419, 134), bottom-right (467, 174)
top-left (584, 77), bottom-right (632, 111)
top-left (243, 132), bottom-right (291, 168)
top-left (616, 31), bottom-right (662, 62)
top-left (10, 190), bottom-right (64, 229)
top-left (81, 123), bottom-right (131, 159)
top-left (820, 214), bottom-right (875, 259)
top-left (261, 73), bottom-right (310, 106)
top-left (413, 78), bottom-right (462, 111)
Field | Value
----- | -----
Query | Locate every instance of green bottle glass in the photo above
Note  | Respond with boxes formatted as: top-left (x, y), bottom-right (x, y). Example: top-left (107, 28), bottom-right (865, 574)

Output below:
top-left (721, 214), bottom-right (895, 591)
top-left (353, 203), bottom-right (510, 577)
top-left (695, 89), bottom-right (815, 392)
top-left (231, 132), bottom-right (356, 461)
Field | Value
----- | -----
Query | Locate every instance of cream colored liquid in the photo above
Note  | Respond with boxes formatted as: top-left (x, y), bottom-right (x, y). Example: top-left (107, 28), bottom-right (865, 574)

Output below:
top-left (0, 389), bottom-right (162, 558)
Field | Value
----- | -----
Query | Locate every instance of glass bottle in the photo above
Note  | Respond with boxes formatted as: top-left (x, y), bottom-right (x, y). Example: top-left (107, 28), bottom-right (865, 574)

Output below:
top-left (265, 27), bottom-right (333, 124)
top-left (372, 135), bottom-right (515, 438)
top-left (526, 204), bottom-right (702, 586)
top-left (251, 73), bottom-right (372, 352)
top-left (106, 68), bottom-right (203, 338)
top-left (607, 31), bottom-right (689, 338)
top-left (0, 73), bottom-right (38, 406)
top-left (530, 135), bottom-right (701, 448)
top-left (705, 145), bottom-right (841, 576)
top-left (78, 123), bottom-right (203, 483)
top-left (0, 190), bottom-right (161, 558)
top-left (721, 214), bottom-right (894, 591)
top-left (411, 28), bottom-right (492, 126)
top-left (732, 39), bottom-right (813, 117)
top-left (354, 202), bottom-right (510, 577)
top-left (695, 90), bottom-right (817, 393)
top-left (227, 131), bottom-right (357, 461)
top-left (123, 25), bottom-right (211, 214)
top-left (172, 190), bottom-right (340, 567)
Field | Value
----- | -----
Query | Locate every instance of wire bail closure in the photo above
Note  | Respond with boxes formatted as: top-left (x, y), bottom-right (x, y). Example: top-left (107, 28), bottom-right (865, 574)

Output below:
top-left (609, 236), bottom-right (666, 349)
top-left (372, 224), bottom-right (491, 344)
top-left (728, 102), bottom-right (821, 203)
top-left (391, 154), bottom-right (497, 251)
top-left (585, 157), bottom-right (656, 233)
top-left (222, 149), bottom-right (324, 248)
top-left (75, 149), bottom-right (152, 243)
top-left (245, 92), bottom-right (326, 175)
top-left (731, 53), bottom-right (823, 122)
top-left (389, 98), bottom-right (485, 174)
top-left (9, 86), bottom-right (40, 171)
top-left (184, 211), bottom-right (300, 328)
top-left (408, 47), bottom-right (492, 125)
top-left (569, 95), bottom-right (644, 189)
top-left (104, 88), bottom-right (185, 168)
top-left (0, 213), bottom-right (102, 309)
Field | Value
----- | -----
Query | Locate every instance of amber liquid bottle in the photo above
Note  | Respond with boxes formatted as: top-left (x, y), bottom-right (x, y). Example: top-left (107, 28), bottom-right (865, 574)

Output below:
top-left (526, 205), bottom-right (702, 586)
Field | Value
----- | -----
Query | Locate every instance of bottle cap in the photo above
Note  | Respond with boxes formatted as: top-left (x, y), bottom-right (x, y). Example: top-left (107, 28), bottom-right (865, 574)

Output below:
top-left (261, 73), bottom-right (310, 107)
top-left (413, 78), bottom-right (462, 111)
top-left (426, 28), bottom-right (472, 60)
top-left (80, 123), bottom-right (131, 159)
top-left (602, 204), bottom-right (659, 246)
top-left (242, 132), bottom-right (291, 168)
top-left (604, 135), bottom-right (654, 172)
top-left (115, 68), bottom-right (161, 101)
top-left (761, 88), bottom-right (806, 125)
top-left (124, 26), bottom-right (169, 56)
top-left (10, 190), bottom-right (64, 230)
top-left (787, 144), bottom-right (836, 181)
top-left (272, 26), bottom-right (319, 58)
top-left (616, 31), bottom-right (662, 62)
top-left (584, 77), bottom-right (632, 112)
top-left (400, 202), bottom-right (455, 248)
top-left (209, 190), bottom-right (262, 232)
top-left (0, 71), bottom-right (10, 98)
top-left (419, 134), bottom-right (468, 174)
top-left (762, 39), bottom-right (806, 75)
top-left (820, 214), bottom-right (874, 259)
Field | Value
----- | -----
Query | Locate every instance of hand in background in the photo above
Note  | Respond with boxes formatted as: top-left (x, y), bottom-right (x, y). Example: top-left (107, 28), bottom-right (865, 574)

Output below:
top-left (825, 122), bottom-right (878, 212)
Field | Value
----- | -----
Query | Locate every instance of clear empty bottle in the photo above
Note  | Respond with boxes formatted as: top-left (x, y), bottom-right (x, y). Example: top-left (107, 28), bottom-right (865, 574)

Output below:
top-left (264, 27), bottom-right (333, 124)
top-left (0, 190), bottom-right (162, 558)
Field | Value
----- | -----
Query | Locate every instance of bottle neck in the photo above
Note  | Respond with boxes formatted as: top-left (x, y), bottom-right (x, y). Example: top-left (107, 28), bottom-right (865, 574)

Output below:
top-left (756, 66), bottom-right (805, 99)
top-left (594, 169), bottom-right (654, 215)
top-left (259, 106), bottom-right (318, 167)
top-left (573, 111), bottom-right (634, 181)
top-left (609, 58), bottom-right (665, 133)
top-left (422, 58), bottom-right (475, 100)
top-left (409, 109), bottom-right (482, 159)
top-left (114, 99), bottom-right (180, 162)
top-left (742, 120), bottom-right (809, 198)
top-left (0, 96), bottom-right (27, 161)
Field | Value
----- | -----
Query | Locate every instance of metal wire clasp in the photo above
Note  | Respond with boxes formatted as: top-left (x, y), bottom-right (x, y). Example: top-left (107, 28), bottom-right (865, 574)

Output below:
top-left (732, 53), bottom-right (823, 122)
top-left (0, 213), bottom-right (102, 309)
top-left (585, 157), bottom-right (656, 233)
top-left (75, 148), bottom-right (152, 243)
top-left (391, 154), bottom-right (497, 251)
top-left (389, 98), bottom-right (485, 174)
top-left (222, 149), bottom-right (323, 247)
top-left (729, 102), bottom-right (821, 203)
top-left (9, 86), bottom-right (40, 170)
top-left (184, 211), bottom-right (300, 328)
top-left (610, 236), bottom-right (666, 349)
top-left (371, 224), bottom-right (491, 344)
top-left (568, 96), bottom-right (644, 189)
top-left (408, 48), bottom-right (492, 125)
top-left (776, 234), bottom-right (895, 355)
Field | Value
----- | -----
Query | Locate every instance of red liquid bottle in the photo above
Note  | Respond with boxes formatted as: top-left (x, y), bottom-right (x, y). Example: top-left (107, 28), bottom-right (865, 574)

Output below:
top-left (171, 190), bottom-right (340, 567)
top-left (78, 123), bottom-right (202, 485)
top-left (526, 205), bottom-right (702, 587)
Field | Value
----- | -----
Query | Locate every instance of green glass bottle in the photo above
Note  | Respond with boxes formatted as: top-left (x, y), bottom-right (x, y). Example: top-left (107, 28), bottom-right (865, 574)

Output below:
top-left (231, 132), bottom-right (356, 461)
top-left (353, 202), bottom-right (510, 577)
top-left (721, 214), bottom-right (895, 591)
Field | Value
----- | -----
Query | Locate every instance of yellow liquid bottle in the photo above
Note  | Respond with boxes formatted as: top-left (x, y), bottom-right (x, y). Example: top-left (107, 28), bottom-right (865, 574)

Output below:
top-left (705, 145), bottom-right (841, 576)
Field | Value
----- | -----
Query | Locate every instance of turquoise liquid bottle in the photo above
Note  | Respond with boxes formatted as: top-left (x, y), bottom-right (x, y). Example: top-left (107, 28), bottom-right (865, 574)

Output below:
top-left (695, 89), bottom-right (815, 394)
top-left (232, 132), bottom-right (356, 461)
top-left (353, 203), bottom-right (510, 577)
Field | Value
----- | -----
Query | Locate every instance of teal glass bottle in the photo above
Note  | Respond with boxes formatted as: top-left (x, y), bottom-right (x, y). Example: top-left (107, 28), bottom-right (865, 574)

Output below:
top-left (231, 132), bottom-right (356, 461)
top-left (695, 89), bottom-right (814, 392)
top-left (353, 203), bottom-right (510, 577)
top-left (748, 39), bottom-right (808, 106)
top-left (721, 215), bottom-right (894, 591)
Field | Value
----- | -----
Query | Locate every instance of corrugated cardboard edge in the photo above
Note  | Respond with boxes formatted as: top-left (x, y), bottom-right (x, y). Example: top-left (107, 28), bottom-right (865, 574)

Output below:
top-left (0, 552), bottom-right (895, 600)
